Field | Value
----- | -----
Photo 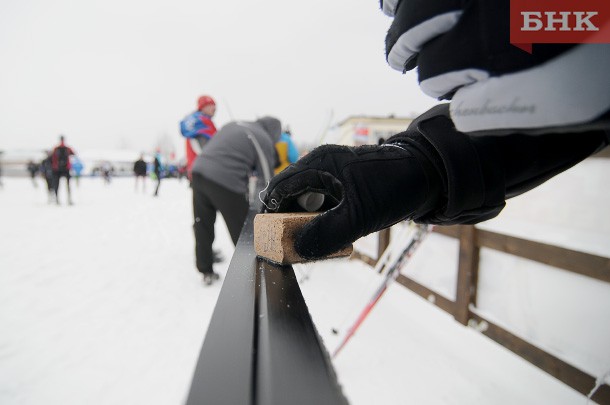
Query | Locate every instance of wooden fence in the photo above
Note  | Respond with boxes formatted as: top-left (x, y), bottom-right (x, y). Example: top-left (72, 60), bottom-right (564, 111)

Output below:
top-left (370, 224), bottom-right (610, 404)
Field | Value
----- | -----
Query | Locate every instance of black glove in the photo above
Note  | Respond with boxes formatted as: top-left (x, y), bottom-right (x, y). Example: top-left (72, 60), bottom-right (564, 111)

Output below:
top-left (381, 0), bottom-right (572, 99)
top-left (262, 139), bottom-right (443, 260)
top-left (263, 102), bottom-right (609, 260)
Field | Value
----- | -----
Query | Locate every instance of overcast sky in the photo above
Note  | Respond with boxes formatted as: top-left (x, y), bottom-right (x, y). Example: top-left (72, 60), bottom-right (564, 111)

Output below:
top-left (0, 0), bottom-right (438, 156)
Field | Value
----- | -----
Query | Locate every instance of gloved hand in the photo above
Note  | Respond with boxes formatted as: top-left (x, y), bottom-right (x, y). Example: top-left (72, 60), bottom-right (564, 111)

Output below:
top-left (381, 0), bottom-right (572, 99)
top-left (262, 140), bottom-right (443, 260)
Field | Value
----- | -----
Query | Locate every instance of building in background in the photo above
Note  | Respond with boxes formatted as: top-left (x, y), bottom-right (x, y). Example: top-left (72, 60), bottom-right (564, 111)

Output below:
top-left (333, 115), bottom-right (415, 146)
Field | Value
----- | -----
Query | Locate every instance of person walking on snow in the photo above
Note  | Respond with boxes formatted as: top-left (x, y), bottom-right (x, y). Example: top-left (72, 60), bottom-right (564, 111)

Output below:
top-left (71, 156), bottom-right (84, 187)
top-left (180, 95), bottom-right (217, 181)
top-left (27, 160), bottom-right (39, 187)
top-left (50, 135), bottom-right (76, 205)
top-left (152, 151), bottom-right (163, 197)
top-left (191, 116), bottom-right (281, 285)
top-left (39, 151), bottom-right (54, 202)
top-left (133, 154), bottom-right (147, 192)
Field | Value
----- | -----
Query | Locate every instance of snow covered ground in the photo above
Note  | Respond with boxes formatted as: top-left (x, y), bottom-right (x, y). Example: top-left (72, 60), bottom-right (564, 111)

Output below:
top-left (0, 177), bottom-right (228, 405)
top-left (1, 157), bottom-right (609, 405)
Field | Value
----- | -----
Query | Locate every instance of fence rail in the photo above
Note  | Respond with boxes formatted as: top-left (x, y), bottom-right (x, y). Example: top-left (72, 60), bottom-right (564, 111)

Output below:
top-left (392, 225), bottom-right (610, 404)
top-left (186, 207), bottom-right (347, 405)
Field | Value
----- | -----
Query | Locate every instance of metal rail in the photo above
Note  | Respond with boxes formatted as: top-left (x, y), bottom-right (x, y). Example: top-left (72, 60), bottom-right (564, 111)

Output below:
top-left (186, 207), bottom-right (348, 405)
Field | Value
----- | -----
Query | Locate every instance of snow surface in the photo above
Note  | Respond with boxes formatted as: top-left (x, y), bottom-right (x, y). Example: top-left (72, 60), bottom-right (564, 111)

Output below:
top-left (0, 177), bottom-right (228, 405)
top-left (1, 157), bottom-right (609, 405)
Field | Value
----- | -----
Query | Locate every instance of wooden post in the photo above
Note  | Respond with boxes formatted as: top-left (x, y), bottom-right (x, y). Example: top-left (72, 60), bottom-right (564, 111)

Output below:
top-left (454, 225), bottom-right (479, 325)
top-left (377, 228), bottom-right (391, 262)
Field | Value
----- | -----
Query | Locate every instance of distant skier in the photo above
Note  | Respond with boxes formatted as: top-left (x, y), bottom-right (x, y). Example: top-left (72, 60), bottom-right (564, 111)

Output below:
top-left (101, 161), bottom-right (112, 185)
top-left (27, 160), bottom-right (39, 187)
top-left (133, 154), bottom-right (147, 192)
top-left (177, 163), bottom-right (187, 181)
top-left (39, 151), bottom-right (54, 202)
top-left (152, 151), bottom-right (163, 197)
top-left (180, 95), bottom-right (217, 181)
top-left (71, 156), bottom-right (84, 187)
top-left (50, 135), bottom-right (75, 205)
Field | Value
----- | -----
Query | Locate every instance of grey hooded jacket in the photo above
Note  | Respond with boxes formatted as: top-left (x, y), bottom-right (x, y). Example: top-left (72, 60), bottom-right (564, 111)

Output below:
top-left (191, 116), bottom-right (281, 195)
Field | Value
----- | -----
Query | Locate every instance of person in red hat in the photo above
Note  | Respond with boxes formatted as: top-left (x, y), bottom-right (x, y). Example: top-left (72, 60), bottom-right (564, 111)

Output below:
top-left (180, 95), bottom-right (217, 180)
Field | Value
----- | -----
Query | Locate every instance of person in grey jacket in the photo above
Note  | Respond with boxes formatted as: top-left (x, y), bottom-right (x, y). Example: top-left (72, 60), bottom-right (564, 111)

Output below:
top-left (191, 116), bottom-right (281, 285)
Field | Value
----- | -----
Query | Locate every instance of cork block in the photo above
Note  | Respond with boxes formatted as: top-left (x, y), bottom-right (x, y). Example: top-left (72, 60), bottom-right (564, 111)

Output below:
top-left (254, 212), bottom-right (353, 265)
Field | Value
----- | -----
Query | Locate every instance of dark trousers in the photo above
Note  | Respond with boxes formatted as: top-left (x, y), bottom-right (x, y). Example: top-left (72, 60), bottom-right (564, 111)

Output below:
top-left (44, 175), bottom-right (53, 192)
top-left (153, 172), bottom-right (161, 196)
top-left (192, 173), bottom-right (249, 275)
top-left (52, 171), bottom-right (71, 201)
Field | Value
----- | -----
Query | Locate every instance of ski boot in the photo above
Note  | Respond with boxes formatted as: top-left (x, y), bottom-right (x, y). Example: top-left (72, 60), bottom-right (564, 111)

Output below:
top-left (203, 272), bottom-right (220, 286)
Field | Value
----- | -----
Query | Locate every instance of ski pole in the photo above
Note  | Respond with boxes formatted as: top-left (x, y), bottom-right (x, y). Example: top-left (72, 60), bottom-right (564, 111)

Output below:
top-left (332, 225), bottom-right (432, 358)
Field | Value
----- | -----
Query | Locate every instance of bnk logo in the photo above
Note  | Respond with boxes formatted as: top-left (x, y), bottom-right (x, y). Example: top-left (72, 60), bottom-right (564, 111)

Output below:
top-left (510, 0), bottom-right (610, 53)
top-left (521, 12), bottom-right (599, 31)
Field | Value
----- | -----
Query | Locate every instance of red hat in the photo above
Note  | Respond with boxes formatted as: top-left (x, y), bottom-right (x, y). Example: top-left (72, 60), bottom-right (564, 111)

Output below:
top-left (197, 95), bottom-right (216, 111)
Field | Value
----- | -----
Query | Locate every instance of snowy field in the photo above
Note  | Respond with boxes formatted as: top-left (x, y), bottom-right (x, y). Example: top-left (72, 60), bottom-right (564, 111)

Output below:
top-left (1, 158), bottom-right (609, 405)
top-left (0, 177), bottom-right (228, 405)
